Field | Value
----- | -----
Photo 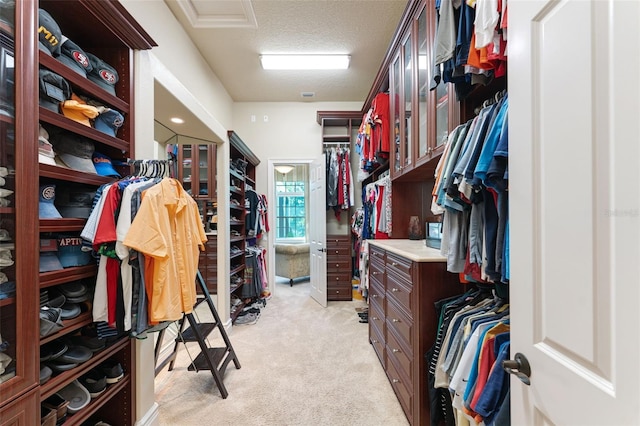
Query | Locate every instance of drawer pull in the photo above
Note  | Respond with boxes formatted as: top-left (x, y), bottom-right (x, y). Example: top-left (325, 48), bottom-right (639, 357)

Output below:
top-left (372, 339), bottom-right (378, 343)
top-left (336, 290), bottom-right (339, 293)
top-left (335, 250), bottom-right (339, 254)
top-left (391, 288), bottom-right (399, 292)
top-left (336, 277), bottom-right (339, 281)
top-left (372, 317), bottom-right (379, 321)
top-left (372, 294), bottom-right (378, 298)
top-left (392, 348), bottom-right (400, 353)
top-left (392, 318), bottom-right (400, 323)
top-left (392, 379), bottom-right (400, 384)
top-left (392, 262), bottom-right (398, 266)
top-left (335, 264), bottom-right (339, 267)
top-left (372, 271), bottom-right (379, 275)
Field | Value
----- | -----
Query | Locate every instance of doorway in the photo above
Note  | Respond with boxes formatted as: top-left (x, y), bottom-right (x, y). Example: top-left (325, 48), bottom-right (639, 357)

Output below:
top-left (267, 159), bottom-right (314, 297)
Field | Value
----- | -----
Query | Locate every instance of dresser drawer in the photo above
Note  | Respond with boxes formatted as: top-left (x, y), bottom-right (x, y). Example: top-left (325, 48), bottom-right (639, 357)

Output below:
top-left (326, 235), bottom-right (351, 247)
top-left (386, 298), bottom-right (413, 350)
top-left (386, 325), bottom-right (413, 382)
top-left (386, 271), bottom-right (413, 317)
top-left (386, 252), bottom-right (412, 283)
top-left (369, 297), bottom-right (385, 336)
top-left (386, 351), bottom-right (413, 420)
top-left (369, 279), bottom-right (385, 306)
top-left (370, 320), bottom-right (385, 367)
top-left (327, 271), bottom-right (351, 285)
top-left (327, 246), bottom-right (350, 256)
top-left (326, 258), bottom-right (350, 273)
top-left (369, 246), bottom-right (386, 269)
top-left (327, 285), bottom-right (352, 300)
top-left (369, 261), bottom-right (385, 288)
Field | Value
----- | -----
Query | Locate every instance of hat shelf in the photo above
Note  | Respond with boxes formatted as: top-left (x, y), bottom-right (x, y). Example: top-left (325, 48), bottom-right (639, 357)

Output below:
top-left (39, 52), bottom-right (130, 114)
top-left (39, 264), bottom-right (98, 289)
top-left (39, 107), bottom-right (129, 153)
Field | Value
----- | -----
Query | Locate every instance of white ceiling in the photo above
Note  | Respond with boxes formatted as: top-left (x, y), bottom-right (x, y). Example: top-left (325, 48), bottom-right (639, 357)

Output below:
top-left (155, 0), bottom-right (408, 141)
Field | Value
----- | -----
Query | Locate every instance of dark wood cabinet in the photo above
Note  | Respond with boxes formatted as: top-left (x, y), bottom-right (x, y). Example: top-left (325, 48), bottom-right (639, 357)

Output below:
top-left (368, 241), bottom-right (463, 425)
top-left (326, 235), bottom-right (352, 301)
top-left (228, 131), bottom-right (260, 322)
top-left (177, 143), bottom-right (217, 294)
top-left (0, 0), bottom-right (154, 423)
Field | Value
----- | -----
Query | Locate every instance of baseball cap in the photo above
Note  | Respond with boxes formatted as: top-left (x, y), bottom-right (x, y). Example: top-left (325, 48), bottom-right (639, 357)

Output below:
top-left (39, 184), bottom-right (63, 219)
top-left (55, 186), bottom-right (95, 219)
top-left (94, 109), bottom-right (124, 137)
top-left (57, 235), bottom-right (92, 268)
top-left (92, 152), bottom-right (120, 178)
top-left (39, 69), bottom-right (71, 113)
top-left (86, 53), bottom-right (119, 96)
top-left (38, 9), bottom-right (62, 56)
top-left (61, 94), bottom-right (99, 127)
top-left (49, 131), bottom-right (97, 174)
top-left (56, 36), bottom-right (92, 77)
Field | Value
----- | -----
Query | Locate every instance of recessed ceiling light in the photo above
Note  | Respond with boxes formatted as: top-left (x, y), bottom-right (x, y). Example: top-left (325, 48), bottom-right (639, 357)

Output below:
top-left (170, 117), bottom-right (185, 124)
top-left (260, 54), bottom-right (350, 70)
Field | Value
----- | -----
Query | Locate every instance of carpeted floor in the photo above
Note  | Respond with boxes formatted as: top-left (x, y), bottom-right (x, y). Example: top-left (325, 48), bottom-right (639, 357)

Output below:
top-left (154, 277), bottom-right (409, 426)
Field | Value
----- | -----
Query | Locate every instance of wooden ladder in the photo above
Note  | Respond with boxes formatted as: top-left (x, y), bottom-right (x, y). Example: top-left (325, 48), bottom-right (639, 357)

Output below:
top-left (154, 271), bottom-right (241, 398)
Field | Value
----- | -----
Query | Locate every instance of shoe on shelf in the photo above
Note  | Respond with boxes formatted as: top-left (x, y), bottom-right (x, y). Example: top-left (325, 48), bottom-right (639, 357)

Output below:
top-left (79, 369), bottom-right (107, 398)
top-left (99, 359), bottom-right (124, 384)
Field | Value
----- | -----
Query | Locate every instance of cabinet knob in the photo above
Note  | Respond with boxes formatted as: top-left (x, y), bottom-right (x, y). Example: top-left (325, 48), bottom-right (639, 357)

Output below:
top-left (392, 348), bottom-right (400, 353)
top-left (335, 290), bottom-right (339, 293)
top-left (372, 317), bottom-right (379, 321)
top-left (335, 264), bottom-right (339, 267)
top-left (372, 294), bottom-right (378, 298)
top-left (392, 379), bottom-right (400, 383)
top-left (335, 277), bottom-right (339, 281)
top-left (392, 262), bottom-right (398, 266)
top-left (392, 318), bottom-right (399, 323)
top-left (372, 271), bottom-right (379, 275)
top-left (391, 288), bottom-right (399, 292)
top-left (372, 339), bottom-right (378, 343)
top-left (335, 250), bottom-right (339, 254)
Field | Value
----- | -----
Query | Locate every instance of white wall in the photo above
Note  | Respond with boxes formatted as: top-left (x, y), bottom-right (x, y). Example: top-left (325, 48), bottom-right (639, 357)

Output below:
top-left (121, 0), bottom-right (234, 135)
top-left (232, 101), bottom-right (362, 197)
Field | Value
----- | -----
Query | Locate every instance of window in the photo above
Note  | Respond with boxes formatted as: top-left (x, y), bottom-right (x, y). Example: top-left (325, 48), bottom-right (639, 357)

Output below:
top-left (276, 180), bottom-right (306, 241)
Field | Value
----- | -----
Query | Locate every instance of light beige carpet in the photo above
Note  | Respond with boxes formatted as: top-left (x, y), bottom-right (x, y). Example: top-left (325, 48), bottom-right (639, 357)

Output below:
top-left (154, 278), bottom-right (409, 426)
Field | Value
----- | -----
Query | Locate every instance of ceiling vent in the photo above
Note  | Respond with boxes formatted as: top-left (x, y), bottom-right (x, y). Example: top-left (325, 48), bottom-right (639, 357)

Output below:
top-left (301, 92), bottom-right (315, 99)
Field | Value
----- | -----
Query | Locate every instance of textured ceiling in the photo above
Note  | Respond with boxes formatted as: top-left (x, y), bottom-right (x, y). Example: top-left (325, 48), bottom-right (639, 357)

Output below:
top-left (163, 0), bottom-right (408, 103)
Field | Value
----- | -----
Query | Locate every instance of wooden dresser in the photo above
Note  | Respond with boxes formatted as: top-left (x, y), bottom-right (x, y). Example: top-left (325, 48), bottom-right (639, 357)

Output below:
top-left (368, 240), bottom-right (463, 425)
top-left (326, 234), bottom-right (352, 301)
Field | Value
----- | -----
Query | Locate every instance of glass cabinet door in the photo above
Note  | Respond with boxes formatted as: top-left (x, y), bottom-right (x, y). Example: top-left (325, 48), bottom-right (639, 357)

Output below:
top-left (435, 65), bottom-right (450, 148)
top-left (417, 7), bottom-right (428, 159)
top-left (402, 33), bottom-right (413, 169)
top-left (181, 145), bottom-right (193, 196)
top-left (391, 54), bottom-right (401, 175)
top-left (0, 28), bottom-right (17, 389)
top-left (197, 144), bottom-right (209, 197)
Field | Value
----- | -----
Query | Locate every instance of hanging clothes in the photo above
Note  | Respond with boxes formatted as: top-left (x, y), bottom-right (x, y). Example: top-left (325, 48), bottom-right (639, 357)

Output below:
top-left (124, 178), bottom-right (207, 323)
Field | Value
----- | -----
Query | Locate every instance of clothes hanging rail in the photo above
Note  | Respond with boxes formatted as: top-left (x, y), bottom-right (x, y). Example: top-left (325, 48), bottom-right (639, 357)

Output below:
top-left (127, 159), bottom-right (175, 178)
top-left (323, 142), bottom-right (350, 148)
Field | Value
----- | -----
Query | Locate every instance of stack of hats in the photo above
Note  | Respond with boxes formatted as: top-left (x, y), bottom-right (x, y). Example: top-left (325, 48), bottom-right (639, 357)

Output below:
top-left (39, 237), bottom-right (63, 273)
top-left (55, 185), bottom-right (95, 219)
top-left (48, 131), bottom-right (97, 174)
top-left (60, 94), bottom-right (99, 127)
top-left (38, 124), bottom-right (58, 166)
top-left (38, 8), bottom-right (122, 119)
top-left (39, 184), bottom-right (63, 219)
top-left (56, 235), bottom-right (92, 268)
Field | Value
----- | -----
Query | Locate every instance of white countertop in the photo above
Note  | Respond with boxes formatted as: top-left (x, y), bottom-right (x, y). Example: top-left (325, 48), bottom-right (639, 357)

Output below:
top-left (367, 239), bottom-right (446, 262)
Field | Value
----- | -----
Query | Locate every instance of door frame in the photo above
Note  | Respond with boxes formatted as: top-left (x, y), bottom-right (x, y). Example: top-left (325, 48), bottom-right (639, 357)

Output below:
top-left (267, 158), bottom-right (315, 297)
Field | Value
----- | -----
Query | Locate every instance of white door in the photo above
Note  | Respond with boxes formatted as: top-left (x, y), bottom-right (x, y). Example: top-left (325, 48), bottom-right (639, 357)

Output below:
top-left (309, 155), bottom-right (327, 307)
top-left (510, 0), bottom-right (640, 424)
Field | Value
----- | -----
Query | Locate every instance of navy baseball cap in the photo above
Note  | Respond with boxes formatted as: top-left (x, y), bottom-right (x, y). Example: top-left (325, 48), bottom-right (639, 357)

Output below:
top-left (86, 53), bottom-right (119, 96)
top-left (49, 131), bottom-right (97, 174)
top-left (92, 152), bottom-right (120, 178)
top-left (39, 184), bottom-right (63, 219)
top-left (38, 9), bottom-right (62, 56)
top-left (56, 36), bottom-right (92, 77)
top-left (39, 69), bottom-right (71, 113)
top-left (94, 109), bottom-right (124, 137)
